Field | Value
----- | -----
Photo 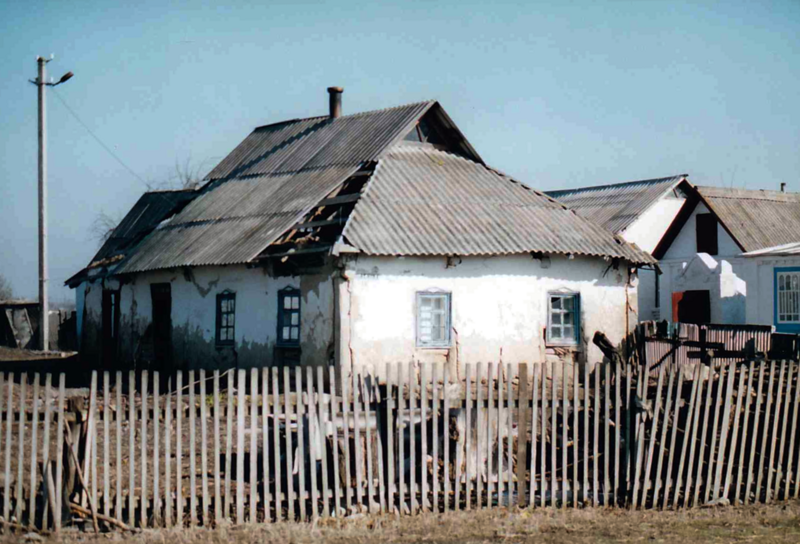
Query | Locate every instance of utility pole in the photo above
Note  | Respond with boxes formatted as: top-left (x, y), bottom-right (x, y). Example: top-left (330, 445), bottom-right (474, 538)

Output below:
top-left (31, 56), bottom-right (72, 351)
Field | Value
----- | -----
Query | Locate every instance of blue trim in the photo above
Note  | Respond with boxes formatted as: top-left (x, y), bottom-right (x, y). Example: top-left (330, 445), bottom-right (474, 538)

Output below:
top-left (773, 267), bottom-right (800, 333)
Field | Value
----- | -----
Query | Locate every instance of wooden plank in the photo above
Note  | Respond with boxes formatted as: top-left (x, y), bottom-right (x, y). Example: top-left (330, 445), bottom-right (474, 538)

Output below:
top-left (100, 373), bottom-right (109, 520)
top-left (531, 363), bottom-right (540, 509)
top-left (141, 371), bottom-right (148, 527)
top-left (1, 374), bottom-right (9, 527)
top-left (704, 365), bottom-right (725, 504)
top-left (657, 365), bottom-right (678, 509)
top-left (724, 364), bottom-right (746, 502)
top-left (562, 363), bottom-right (569, 508)
top-left (489, 363), bottom-right (497, 508)
top-left (505, 364), bottom-right (513, 510)
top-left (362, 371), bottom-right (375, 514)
top-left (42, 373), bottom-right (53, 527)
top-left (262, 369), bottom-right (271, 519)
top-left (452, 363), bottom-right (460, 512)
top-left (593, 364), bottom-right (600, 507)
top-left (463, 363), bottom-right (472, 510)
top-left (129, 370), bottom-right (136, 526)
top-left (603, 363), bottom-right (611, 506)
top-left (200, 370), bottom-right (209, 525)
top-left (496, 364), bottom-right (504, 508)
top-left (15, 374), bottom-right (26, 524)
top-left (283, 366), bottom-right (295, 521)
top-left (576, 362), bottom-right (582, 508)
top-left (765, 361), bottom-right (785, 503)
top-left (226, 370), bottom-right (235, 520)
top-left (691, 364), bottom-right (715, 507)
top-left (777, 362), bottom-right (794, 501)
top-left (113, 372), bottom-right (122, 523)
top-left (420, 363), bottom-right (429, 511)
top-left (407, 364), bottom-right (417, 513)
top-left (295, 367), bottom-right (307, 521)
top-left (341, 368), bottom-right (352, 514)
top-left (55, 374), bottom-right (65, 532)
top-left (189, 370), bottom-right (197, 527)
top-left (213, 371), bottom-right (221, 523)
top-left (786, 361), bottom-right (800, 500)
top-left (432, 363), bottom-right (440, 511)
top-left (583, 363), bottom-right (590, 507)
top-left (516, 364), bottom-right (529, 508)
top-left (713, 364), bottom-right (735, 501)
top-left (307, 367), bottom-right (319, 519)
top-left (755, 361), bottom-right (775, 504)
top-left (153, 372), bottom-right (161, 527)
top-left (250, 368), bottom-right (259, 522)
top-left (329, 367), bottom-right (341, 516)
top-left (485, 363), bottom-right (494, 509)
top-left (746, 363), bottom-right (767, 505)
top-left (165, 375), bottom-right (173, 528)
top-left (352, 370), bottom-right (364, 512)
top-left (443, 363), bottom-right (452, 512)
top-left (272, 368), bottom-right (282, 520)
top-left (736, 362), bottom-right (756, 505)
top-left (176, 372), bottom-right (184, 526)
top-left (475, 362), bottom-right (483, 508)
top-left (551, 362), bottom-right (557, 508)
top-left (642, 363), bottom-right (665, 507)
top-left (237, 369), bottom-right (246, 524)
top-left (370, 365), bottom-right (386, 514)
top-left (29, 373), bottom-right (40, 527)
top-left (624, 361), bottom-right (633, 504)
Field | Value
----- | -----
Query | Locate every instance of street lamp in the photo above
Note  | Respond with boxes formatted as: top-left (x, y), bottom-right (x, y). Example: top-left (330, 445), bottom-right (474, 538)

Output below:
top-left (29, 55), bottom-right (73, 351)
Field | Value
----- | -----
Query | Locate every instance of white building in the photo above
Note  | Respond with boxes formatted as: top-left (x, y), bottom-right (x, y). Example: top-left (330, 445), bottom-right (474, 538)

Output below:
top-left (547, 176), bottom-right (692, 321)
top-left (67, 90), bottom-right (654, 375)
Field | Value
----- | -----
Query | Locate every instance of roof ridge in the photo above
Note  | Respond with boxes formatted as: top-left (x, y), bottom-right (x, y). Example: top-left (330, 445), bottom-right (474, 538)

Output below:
top-left (698, 185), bottom-right (800, 200)
top-left (547, 174), bottom-right (688, 195)
top-left (254, 100), bottom-right (437, 131)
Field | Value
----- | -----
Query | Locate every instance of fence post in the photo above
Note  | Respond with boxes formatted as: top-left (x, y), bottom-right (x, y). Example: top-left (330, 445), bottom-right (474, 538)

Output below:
top-left (516, 363), bottom-right (529, 507)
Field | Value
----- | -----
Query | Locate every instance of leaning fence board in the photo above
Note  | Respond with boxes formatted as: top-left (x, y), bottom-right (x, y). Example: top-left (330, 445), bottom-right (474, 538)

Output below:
top-left (643, 363), bottom-right (665, 507)
top-left (55, 374), bottom-right (65, 532)
top-left (680, 365), bottom-right (702, 508)
top-left (713, 364), bottom-right (735, 501)
top-left (766, 361), bottom-right (786, 503)
top-left (704, 365), bottom-right (724, 504)
top-left (692, 364), bottom-right (715, 507)
top-left (738, 362), bottom-right (756, 504)
top-left (755, 361), bottom-right (775, 504)
top-left (200, 370), bottom-right (209, 525)
top-left (786, 361), bottom-right (800, 500)
top-left (776, 362), bottom-right (793, 501)
top-left (653, 364), bottom-right (674, 508)
top-left (295, 367), bottom-right (307, 521)
top-left (724, 364), bottom-right (746, 501)
top-left (662, 365), bottom-right (684, 509)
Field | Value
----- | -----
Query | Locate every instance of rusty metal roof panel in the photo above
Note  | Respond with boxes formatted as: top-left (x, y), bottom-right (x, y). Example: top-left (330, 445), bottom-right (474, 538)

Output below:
top-left (698, 186), bottom-right (800, 252)
top-left (546, 175), bottom-right (688, 234)
top-left (343, 145), bottom-right (654, 264)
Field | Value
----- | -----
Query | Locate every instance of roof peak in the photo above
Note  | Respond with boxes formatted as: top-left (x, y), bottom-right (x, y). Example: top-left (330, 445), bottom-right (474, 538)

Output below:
top-left (254, 100), bottom-right (437, 131)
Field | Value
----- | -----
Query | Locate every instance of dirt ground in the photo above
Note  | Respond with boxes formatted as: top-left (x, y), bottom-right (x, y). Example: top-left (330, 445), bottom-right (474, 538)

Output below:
top-left (9, 503), bottom-right (800, 543)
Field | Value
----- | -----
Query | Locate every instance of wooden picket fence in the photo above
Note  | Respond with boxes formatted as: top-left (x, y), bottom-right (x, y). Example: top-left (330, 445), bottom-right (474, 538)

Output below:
top-left (1, 359), bottom-right (800, 532)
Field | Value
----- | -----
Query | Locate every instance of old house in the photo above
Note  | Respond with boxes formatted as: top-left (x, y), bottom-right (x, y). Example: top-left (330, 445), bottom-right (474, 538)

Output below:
top-left (67, 89), bottom-right (654, 374)
top-left (547, 175), bottom-right (692, 321)
top-left (654, 185), bottom-right (800, 331)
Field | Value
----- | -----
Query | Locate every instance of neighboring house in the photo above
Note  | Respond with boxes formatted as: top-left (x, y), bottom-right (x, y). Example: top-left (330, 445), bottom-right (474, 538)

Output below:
top-left (547, 175), bottom-right (692, 321)
top-left (653, 186), bottom-right (800, 331)
top-left (67, 89), bottom-right (653, 374)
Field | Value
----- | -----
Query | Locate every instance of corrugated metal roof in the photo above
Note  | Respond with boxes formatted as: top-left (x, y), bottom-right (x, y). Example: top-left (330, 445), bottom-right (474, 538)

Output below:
top-left (342, 144), bottom-right (655, 264)
top-left (114, 102), bottom-right (434, 274)
top-left (546, 175), bottom-right (688, 233)
top-left (699, 186), bottom-right (800, 252)
top-left (743, 241), bottom-right (800, 257)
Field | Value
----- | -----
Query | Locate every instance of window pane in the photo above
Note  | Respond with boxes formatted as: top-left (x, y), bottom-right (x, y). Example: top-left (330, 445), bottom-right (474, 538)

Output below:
top-left (284, 296), bottom-right (292, 309)
top-left (551, 313), bottom-right (562, 325)
top-left (420, 296), bottom-right (433, 308)
top-left (551, 326), bottom-right (562, 339)
top-left (290, 327), bottom-right (299, 340)
top-left (433, 296), bottom-right (444, 310)
top-left (282, 326), bottom-right (290, 340)
top-left (551, 297), bottom-right (561, 310)
top-left (563, 325), bottom-right (574, 340)
top-left (229, 298), bottom-right (235, 311)
top-left (563, 296), bottom-right (573, 311)
top-left (291, 313), bottom-right (299, 325)
top-left (563, 311), bottom-right (573, 326)
top-left (291, 296), bottom-right (300, 310)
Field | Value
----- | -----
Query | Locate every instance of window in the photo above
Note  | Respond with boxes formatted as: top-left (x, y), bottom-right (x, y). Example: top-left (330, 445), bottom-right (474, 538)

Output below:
top-left (547, 293), bottom-right (580, 345)
top-left (777, 271), bottom-right (800, 324)
top-left (277, 287), bottom-right (301, 347)
top-left (696, 213), bottom-right (718, 255)
top-left (215, 291), bottom-right (236, 346)
top-left (416, 292), bottom-right (451, 347)
top-left (654, 272), bottom-right (661, 309)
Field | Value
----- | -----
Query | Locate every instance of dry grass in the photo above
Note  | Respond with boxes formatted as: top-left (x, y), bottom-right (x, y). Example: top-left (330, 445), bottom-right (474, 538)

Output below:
top-left (8, 503), bottom-right (800, 543)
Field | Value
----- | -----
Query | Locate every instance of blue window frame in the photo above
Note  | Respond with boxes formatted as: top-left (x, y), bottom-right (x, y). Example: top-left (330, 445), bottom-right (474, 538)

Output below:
top-left (416, 291), bottom-right (451, 348)
top-left (547, 292), bottom-right (581, 345)
top-left (774, 267), bottom-right (800, 333)
top-left (277, 287), bottom-right (301, 347)
top-left (215, 291), bottom-right (236, 346)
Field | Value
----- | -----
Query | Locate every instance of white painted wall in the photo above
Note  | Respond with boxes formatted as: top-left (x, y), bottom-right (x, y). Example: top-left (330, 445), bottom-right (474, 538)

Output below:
top-left (744, 256), bottom-right (800, 330)
top-left (621, 195), bottom-right (686, 254)
top-left (661, 202), bottom-right (741, 261)
top-left (79, 264), bottom-right (335, 368)
top-left (337, 254), bottom-right (635, 375)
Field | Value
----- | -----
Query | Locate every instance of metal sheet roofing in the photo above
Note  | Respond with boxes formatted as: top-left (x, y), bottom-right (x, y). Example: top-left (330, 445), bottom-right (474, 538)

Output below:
top-left (743, 241), bottom-right (800, 257)
top-left (342, 144), bottom-right (655, 264)
top-left (546, 175), bottom-right (688, 234)
top-left (114, 102), bottom-right (434, 274)
top-left (699, 186), bottom-right (800, 252)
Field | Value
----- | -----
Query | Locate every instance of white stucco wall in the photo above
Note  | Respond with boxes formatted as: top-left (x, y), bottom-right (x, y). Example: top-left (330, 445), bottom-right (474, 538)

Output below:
top-left (79, 264), bottom-right (335, 368)
top-left (337, 254), bottom-right (635, 376)
top-left (621, 196), bottom-right (686, 254)
top-left (744, 256), bottom-right (800, 330)
top-left (661, 203), bottom-right (741, 261)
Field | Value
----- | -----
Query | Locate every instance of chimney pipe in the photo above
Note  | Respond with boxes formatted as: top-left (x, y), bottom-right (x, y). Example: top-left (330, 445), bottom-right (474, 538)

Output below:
top-left (780, 182), bottom-right (786, 193)
top-left (328, 86), bottom-right (343, 119)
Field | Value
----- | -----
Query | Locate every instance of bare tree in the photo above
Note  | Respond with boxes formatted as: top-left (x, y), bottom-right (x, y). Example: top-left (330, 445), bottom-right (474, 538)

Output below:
top-left (90, 209), bottom-right (124, 245)
top-left (0, 274), bottom-right (12, 300)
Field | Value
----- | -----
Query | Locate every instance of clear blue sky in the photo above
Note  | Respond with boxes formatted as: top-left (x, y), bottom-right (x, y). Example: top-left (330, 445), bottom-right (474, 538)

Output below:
top-left (1, 1), bottom-right (799, 303)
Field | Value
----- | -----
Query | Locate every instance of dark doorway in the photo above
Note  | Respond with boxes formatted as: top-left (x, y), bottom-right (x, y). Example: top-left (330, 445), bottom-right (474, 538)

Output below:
top-left (101, 289), bottom-right (120, 366)
top-left (677, 290), bottom-right (711, 324)
top-left (151, 283), bottom-right (172, 368)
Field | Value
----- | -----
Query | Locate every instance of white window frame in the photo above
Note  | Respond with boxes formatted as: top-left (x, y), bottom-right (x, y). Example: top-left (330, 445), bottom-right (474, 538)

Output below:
top-left (777, 271), bottom-right (800, 324)
top-left (547, 291), bottom-right (580, 346)
top-left (416, 291), bottom-right (452, 348)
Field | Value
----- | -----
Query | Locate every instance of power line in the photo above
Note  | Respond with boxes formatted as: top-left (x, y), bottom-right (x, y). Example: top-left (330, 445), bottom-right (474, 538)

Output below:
top-left (50, 88), bottom-right (150, 187)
